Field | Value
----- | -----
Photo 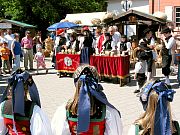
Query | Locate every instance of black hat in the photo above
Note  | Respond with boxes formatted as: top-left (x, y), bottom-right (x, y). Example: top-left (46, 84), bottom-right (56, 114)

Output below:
top-left (121, 35), bottom-right (127, 38)
top-left (137, 50), bottom-right (147, 60)
top-left (161, 27), bottom-right (171, 34)
top-left (143, 27), bottom-right (152, 35)
top-left (139, 42), bottom-right (150, 50)
top-left (105, 32), bottom-right (110, 36)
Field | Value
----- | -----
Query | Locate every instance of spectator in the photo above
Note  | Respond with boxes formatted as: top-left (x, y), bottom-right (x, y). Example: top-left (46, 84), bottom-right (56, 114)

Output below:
top-left (4, 29), bottom-right (14, 67)
top-left (21, 31), bottom-right (34, 70)
top-left (33, 31), bottom-right (43, 54)
top-left (11, 33), bottom-right (22, 72)
top-left (128, 80), bottom-right (179, 135)
top-left (0, 40), bottom-right (11, 74)
top-left (34, 45), bottom-right (48, 74)
top-left (51, 65), bottom-right (123, 135)
top-left (0, 30), bottom-right (6, 75)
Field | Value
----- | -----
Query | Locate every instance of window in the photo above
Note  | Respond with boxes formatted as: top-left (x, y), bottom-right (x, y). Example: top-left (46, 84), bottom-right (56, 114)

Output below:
top-left (175, 7), bottom-right (180, 27)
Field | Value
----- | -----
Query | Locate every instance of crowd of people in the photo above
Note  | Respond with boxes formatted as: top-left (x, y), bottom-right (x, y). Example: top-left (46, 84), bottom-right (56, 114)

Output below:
top-left (0, 25), bottom-right (179, 134)
top-left (0, 65), bottom-right (179, 135)
top-left (0, 29), bottom-right (49, 75)
top-left (51, 25), bottom-right (131, 65)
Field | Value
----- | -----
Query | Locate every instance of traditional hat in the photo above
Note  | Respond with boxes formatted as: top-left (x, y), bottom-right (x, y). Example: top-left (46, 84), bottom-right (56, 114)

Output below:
top-left (143, 27), bottom-right (152, 35)
top-left (139, 42), bottom-right (150, 50)
top-left (136, 50), bottom-right (147, 61)
top-left (73, 64), bottom-right (99, 84)
top-left (121, 35), bottom-right (127, 38)
top-left (161, 27), bottom-right (171, 34)
top-left (56, 29), bottom-right (64, 35)
top-left (83, 26), bottom-right (89, 31)
top-left (105, 32), bottom-right (111, 37)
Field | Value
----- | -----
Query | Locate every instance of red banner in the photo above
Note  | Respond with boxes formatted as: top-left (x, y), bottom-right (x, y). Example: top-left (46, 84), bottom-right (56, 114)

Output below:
top-left (56, 53), bottom-right (80, 73)
top-left (90, 55), bottom-right (130, 78)
top-left (56, 54), bottom-right (130, 78)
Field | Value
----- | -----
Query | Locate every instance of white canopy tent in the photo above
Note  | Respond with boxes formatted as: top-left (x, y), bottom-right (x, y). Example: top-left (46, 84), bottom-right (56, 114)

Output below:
top-left (65, 12), bottom-right (106, 26)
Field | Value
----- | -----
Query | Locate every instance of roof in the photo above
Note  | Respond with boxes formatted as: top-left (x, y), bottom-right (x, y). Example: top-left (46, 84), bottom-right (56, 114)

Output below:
top-left (109, 9), bottom-right (166, 24)
top-left (0, 19), bottom-right (36, 28)
top-left (65, 12), bottom-right (106, 26)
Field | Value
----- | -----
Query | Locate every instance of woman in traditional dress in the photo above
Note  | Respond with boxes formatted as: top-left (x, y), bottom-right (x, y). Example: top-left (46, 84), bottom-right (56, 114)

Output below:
top-left (51, 65), bottom-right (123, 135)
top-left (0, 69), bottom-right (52, 135)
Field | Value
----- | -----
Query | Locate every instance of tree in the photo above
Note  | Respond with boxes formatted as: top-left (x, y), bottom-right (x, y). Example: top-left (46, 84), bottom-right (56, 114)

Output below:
top-left (0, 0), bottom-right (107, 38)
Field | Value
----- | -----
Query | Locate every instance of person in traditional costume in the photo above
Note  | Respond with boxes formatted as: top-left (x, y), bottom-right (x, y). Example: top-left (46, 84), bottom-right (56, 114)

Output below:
top-left (175, 49), bottom-right (180, 87)
top-left (161, 27), bottom-right (176, 85)
top-left (117, 35), bottom-right (131, 55)
top-left (139, 27), bottom-right (155, 81)
top-left (128, 80), bottom-right (180, 135)
top-left (0, 69), bottom-right (52, 135)
top-left (51, 65), bottom-right (123, 135)
top-left (66, 32), bottom-right (80, 53)
top-left (101, 32), bottom-right (112, 52)
top-left (138, 39), bottom-right (153, 81)
top-left (79, 27), bottom-right (94, 64)
top-left (97, 27), bottom-right (107, 54)
top-left (133, 50), bottom-right (147, 93)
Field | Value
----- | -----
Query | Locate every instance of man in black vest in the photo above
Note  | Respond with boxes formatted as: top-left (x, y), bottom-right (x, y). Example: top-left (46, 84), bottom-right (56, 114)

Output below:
top-left (161, 27), bottom-right (176, 85)
top-left (139, 27), bottom-right (155, 81)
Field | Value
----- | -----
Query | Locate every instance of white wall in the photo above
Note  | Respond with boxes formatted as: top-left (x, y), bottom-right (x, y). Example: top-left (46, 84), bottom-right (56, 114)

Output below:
top-left (107, 0), bottom-right (149, 14)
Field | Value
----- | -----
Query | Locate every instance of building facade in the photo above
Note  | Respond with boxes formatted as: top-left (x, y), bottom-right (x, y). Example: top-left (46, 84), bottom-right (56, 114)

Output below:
top-left (108, 0), bottom-right (180, 28)
top-left (107, 0), bottom-right (149, 14)
top-left (149, 0), bottom-right (180, 27)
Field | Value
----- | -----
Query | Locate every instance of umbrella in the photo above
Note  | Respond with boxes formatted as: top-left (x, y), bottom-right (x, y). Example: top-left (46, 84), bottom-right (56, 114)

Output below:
top-left (47, 22), bottom-right (79, 31)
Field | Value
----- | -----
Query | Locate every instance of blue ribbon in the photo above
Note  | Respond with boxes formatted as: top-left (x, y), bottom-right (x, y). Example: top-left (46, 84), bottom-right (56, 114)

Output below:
top-left (152, 82), bottom-right (175, 135)
top-left (2, 71), bottom-right (41, 116)
top-left (77, 75), bottom-right (119, 133)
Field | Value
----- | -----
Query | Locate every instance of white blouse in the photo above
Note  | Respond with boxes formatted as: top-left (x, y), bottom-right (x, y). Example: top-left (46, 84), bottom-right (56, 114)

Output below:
top-left (51, 104), bottom-right (123, 135)
top-left (0, 102), bottom-right (53, 135)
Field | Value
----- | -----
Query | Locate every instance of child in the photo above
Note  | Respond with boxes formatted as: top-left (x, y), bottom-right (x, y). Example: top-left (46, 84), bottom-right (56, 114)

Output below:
top-left (0, 40), bottom-right (11, 74)
top-left (34, 45), bottom-right (48, 74)
top-left (134, 50), bottom-right (147, 93)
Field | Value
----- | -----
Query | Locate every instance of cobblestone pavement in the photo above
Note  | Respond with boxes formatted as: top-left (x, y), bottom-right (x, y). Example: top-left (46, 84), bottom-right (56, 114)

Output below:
top-left (0, 58), bottom-right (180, 135)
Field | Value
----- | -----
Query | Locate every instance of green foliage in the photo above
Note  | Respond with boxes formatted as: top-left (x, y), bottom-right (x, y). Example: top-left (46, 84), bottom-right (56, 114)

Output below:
top-left (0, 0), bottom-right (106, 38)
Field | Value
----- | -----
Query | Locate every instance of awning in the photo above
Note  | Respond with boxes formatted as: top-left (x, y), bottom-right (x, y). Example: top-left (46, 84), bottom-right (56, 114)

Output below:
top-left (65, 12), bottom-right (106, 26)
top-left (0, 19), bottom-right (36, 28)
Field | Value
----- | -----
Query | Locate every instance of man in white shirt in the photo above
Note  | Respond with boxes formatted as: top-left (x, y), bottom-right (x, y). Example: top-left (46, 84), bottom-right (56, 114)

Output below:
top-left (5, 29), bottom-right (14, 67)
top-left (108, 26), bottom-right (119, 50)
top-left (161, 27), bottom-right (176, 85)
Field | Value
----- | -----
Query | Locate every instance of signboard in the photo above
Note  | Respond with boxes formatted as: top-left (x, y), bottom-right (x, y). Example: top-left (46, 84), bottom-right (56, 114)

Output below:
top-left (0, 23), bottom-right (12, 29)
